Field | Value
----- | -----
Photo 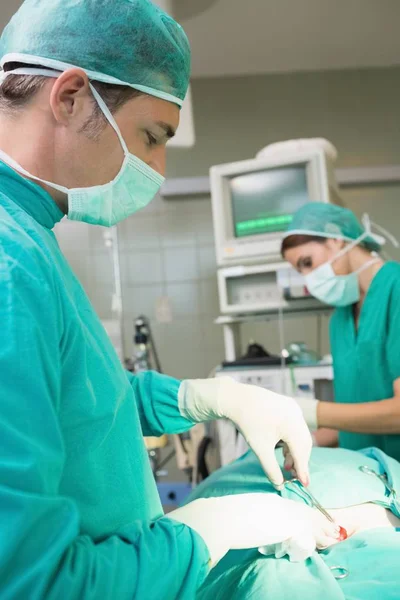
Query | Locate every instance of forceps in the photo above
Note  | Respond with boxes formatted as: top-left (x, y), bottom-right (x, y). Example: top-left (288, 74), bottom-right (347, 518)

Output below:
top-left (285, 479), bottom-right (348, 542)
top-left (359, 466), bottom-right (397, 499)
top-left (285, 478), bottom-right (335, 523)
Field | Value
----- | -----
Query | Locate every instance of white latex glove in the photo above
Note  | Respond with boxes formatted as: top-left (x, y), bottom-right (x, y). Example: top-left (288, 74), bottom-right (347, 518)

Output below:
top-left (165, 493), bottom-right (340, 566)
top-left (178, 377), bottom-right (312, 487)
top-left (295, 397), bottom-right (319, 430)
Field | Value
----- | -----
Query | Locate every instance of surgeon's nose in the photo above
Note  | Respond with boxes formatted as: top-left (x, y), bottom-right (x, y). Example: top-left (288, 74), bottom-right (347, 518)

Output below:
top-left (148, 146), bottom-right (166, 177)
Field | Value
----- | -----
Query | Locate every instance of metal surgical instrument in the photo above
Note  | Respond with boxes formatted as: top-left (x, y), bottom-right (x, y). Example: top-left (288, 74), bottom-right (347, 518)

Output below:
top-left (359, 465), bottom-right (397, 499)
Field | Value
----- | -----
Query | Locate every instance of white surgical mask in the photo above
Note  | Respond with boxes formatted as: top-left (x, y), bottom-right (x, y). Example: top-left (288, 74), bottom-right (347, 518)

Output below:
top-left (304, 227), bottom-right (381, 307)
top-left (0, 69), bottom-right (165, 227)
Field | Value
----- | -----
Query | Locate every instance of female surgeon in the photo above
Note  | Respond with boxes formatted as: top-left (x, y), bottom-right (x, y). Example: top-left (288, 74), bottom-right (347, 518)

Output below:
top-left (281, 202), bottom-right (400, 462)
top-left (0, 1), bottom-right (329, 598)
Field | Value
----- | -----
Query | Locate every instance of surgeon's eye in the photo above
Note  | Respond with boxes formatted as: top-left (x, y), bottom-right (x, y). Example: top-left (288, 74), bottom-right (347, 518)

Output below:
top-left (146, 131), bottom-right (158, 147)
top-left (303, 257), bottom-right (313, 269)
top-left (298, 256), bottom-right (313, 272)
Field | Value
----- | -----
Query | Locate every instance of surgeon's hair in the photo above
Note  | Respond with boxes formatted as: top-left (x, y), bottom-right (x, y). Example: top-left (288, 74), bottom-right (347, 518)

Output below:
top-left (281, 234), bottom-right (327, 257)
top-left (0, 62), bottom-right (143, 137)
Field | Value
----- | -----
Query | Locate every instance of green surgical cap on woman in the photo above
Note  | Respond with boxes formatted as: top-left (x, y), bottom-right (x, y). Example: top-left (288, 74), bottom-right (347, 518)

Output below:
top-left (283, 203), bottom-right (382, 252)
top-left (0, 0), bottom-right (190, 106)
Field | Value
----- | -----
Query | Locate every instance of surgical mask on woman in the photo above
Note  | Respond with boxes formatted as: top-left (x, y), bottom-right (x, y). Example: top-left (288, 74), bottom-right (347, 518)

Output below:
top-left (304, 230), bottom-right (381, 307)
top-left (0, 70), bottom-right (165, 227)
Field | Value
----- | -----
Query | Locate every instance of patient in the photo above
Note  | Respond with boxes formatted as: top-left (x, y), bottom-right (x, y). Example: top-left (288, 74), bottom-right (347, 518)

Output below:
top-left (187, 446), bottom-right (400, 600)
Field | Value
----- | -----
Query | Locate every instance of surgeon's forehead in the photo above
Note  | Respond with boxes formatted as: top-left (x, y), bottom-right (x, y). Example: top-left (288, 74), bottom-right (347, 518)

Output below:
top-left (125, 94), bottom-right (179, 128)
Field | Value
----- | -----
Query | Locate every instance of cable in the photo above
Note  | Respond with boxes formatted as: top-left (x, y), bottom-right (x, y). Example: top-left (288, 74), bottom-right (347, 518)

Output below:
top-left (277, 305), bottom-right (286, 394)
top-left (156, 449), bottom-right (176, 472)
top-left (197, 436), bottom-right (212, 482)
top-left (148, 323), bottom-right (162, 373)
top-left (317, 314), bottom-right (322, 358)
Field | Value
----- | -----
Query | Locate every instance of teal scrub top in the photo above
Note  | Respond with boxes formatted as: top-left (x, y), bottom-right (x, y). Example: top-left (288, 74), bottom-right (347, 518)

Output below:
top-left (330, 262), bottom-right (400, 460)
top-left (0, 162), bottom-right (209, 599)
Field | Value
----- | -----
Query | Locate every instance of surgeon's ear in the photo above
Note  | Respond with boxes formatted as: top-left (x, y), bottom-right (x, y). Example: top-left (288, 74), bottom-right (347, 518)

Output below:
top-left (49, 68), bottom-right (92, 125)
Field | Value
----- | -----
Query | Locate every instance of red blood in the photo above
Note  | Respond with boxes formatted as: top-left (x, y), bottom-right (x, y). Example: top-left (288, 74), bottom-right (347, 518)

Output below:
top-left (338, 526), bottom-right (348, 541)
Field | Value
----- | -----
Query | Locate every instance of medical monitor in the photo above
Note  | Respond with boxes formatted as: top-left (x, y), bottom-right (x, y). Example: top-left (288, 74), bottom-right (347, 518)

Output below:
top-left (211, 147), bottom-right (340, 266)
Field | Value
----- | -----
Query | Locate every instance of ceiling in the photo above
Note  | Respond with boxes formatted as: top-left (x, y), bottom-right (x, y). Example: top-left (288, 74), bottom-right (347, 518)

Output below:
top-left (1, 0), bottom-right (400, 78)
top-left (183, 0), bottom-right (400, 77)
top-left (0, 0), bottom-right (20, 33)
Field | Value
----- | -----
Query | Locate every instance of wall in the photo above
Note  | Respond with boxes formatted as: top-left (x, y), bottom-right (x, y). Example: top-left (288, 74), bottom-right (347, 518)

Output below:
top-left (55, 66), bottom-right (400, 380)
top-left (167, 66), bottom-right (400, 176)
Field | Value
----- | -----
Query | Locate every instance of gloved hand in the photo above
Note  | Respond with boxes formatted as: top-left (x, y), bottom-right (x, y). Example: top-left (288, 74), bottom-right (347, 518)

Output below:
top-left (283, 439), bottom-right (318, 476)
top-left (283, 441), bottom-right (296, 474)
top-left (178, 377), bottom-right (312, 487)
top-left (283, 428), bottom-right (338, 476)
top-left (165, 493), bottom-right (341, 566)
top-left (295, 396), bottom-right (319, 430)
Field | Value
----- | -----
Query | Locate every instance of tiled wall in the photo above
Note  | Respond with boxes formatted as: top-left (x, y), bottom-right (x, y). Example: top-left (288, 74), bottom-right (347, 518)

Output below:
top-left (56, 194), bottom-right (226, 380)
top-left (117, 193), bottom-right (225, 379)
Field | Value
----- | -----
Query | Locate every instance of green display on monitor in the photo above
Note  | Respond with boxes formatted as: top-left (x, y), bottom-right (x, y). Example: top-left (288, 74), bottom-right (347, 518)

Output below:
top-left (230, 166), bottom-right (310, 238)
top-left (235, 214), bottom-right (293, 236)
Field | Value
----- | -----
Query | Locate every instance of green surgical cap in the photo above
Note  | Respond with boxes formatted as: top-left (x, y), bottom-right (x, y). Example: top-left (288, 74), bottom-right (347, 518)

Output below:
top-left (283, 202), bottom-right (382, 252)
top-left (0, 0), bottom-right (190, 106)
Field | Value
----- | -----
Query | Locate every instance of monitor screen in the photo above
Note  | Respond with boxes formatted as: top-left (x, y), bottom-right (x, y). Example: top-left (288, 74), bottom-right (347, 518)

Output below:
top-left (230, 166), bottom-right (310, 238)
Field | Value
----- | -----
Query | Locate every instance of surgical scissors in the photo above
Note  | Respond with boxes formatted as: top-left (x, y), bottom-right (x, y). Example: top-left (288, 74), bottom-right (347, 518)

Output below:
top-left (359, 466), bottom-right (397, 499)
top-left (285, 479), bottom-right (335, 523)
top-left (285, 479), bottom-right (348, 541)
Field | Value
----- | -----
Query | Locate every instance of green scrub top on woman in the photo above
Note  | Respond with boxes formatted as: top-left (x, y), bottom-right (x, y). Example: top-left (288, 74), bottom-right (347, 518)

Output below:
top-left (330, 261), bottom-right (400, 457)
top-left (282, 201), bottom-right (400, 462)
